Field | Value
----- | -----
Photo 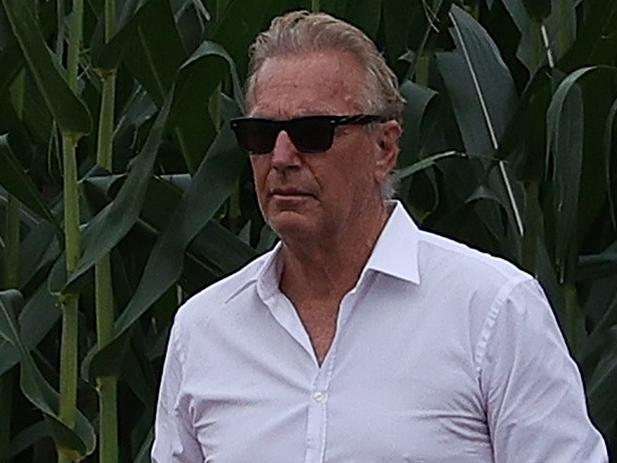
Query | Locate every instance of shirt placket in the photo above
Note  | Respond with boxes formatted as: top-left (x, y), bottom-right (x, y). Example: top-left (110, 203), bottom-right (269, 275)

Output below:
top-left (303, 286), bottom-right (364, 463)
top-left (304, 337), bottom-right (338, 463)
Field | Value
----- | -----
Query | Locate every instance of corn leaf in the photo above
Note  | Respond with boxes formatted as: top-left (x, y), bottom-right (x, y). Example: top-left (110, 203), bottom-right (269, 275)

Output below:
top-left (1, 0), bottom-right (92, 135)
top-left (438, 5), bottom-right (523, 236)
top-left (0, 290), bottom-right (95, 459)
top-left (0, 135), bottom-right (62, 239)
top-left (546, 65), bottom-right (617, 282)
top-left (85, 121), bottom-right (246, 379)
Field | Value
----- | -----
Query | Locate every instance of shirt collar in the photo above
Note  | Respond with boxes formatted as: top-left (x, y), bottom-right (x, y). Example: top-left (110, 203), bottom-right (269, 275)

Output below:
top-left (255, 241), bottom-right (284, 303)
top-left (361, 200), bottom-right (420, 284)
top-left (253, 200), bottom-right (420, 298)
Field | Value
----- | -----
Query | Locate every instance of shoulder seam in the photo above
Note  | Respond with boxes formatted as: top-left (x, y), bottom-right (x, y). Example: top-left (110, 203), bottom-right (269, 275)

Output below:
top-left (473, 274), bottom-right (533, 377)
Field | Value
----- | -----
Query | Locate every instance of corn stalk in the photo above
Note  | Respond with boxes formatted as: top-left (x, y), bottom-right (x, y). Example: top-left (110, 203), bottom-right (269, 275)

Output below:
top-left (94, 0), bottom-right (118, 460)
top-left (58, 0), bottom-right (83, 461)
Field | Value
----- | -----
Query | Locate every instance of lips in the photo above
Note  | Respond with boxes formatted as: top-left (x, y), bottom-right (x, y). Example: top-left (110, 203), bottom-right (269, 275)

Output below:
top-left (270, 188), bottom-right (315, 197)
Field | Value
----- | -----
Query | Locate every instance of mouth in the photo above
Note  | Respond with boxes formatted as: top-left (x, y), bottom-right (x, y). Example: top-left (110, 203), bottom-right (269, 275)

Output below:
top-left (269, 188), bottom-right (315, 198)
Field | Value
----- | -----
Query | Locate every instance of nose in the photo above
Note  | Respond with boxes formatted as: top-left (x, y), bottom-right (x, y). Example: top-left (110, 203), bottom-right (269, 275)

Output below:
top-left (270, 130), bottom-right (301, 170)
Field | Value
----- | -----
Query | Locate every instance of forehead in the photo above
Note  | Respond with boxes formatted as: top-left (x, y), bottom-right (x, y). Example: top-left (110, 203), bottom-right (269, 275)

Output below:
top-left (249, 50), bottom-right (367, 117)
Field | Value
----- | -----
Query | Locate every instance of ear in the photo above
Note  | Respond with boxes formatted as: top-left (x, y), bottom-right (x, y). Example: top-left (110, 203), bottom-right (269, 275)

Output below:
top-left (373, 120), bottom-right (402, 182)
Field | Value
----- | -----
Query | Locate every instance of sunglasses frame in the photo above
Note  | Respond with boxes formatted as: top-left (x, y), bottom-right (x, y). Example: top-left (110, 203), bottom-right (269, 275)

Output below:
top-left (230, 114), bottom-right (386, 154)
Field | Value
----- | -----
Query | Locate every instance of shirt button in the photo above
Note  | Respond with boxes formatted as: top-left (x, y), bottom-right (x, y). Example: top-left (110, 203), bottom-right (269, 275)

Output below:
top-left (312, 391), bottom-right (326, 403)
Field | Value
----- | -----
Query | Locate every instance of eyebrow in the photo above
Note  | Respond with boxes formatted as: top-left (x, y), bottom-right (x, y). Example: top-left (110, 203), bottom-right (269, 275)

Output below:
top-left (249, 105), bottom-right (345, 119)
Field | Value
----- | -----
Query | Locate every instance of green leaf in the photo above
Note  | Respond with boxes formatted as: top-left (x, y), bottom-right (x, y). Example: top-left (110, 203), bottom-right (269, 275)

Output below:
top-left (52, 38), bottom-right (245, 294)
top-left (398, 80), bottom-right (438, 168)
top-left (90, 0), bottom-right (143, 69)
top-left (438, 5), bottom-right (518, 156)
top-left (137, 175), bottom-right (256, 276)
top-left (522, 0), bottom-right (550, 21)
top-left (86, 122), bottom-right (247, 380)
top-left (343, 0), bottom-right (382, 41)
top-left (438, 5), bottom-right (523, 236)
top-left (0, 0), bottom-right (57, 94)
top-left (82, 172), bottom-right (256, 295)
top-left (577, 253), bottom-right (617, 282)
top-left (604, 97), bottom-right (617, 228)
top-left (18, 220), bottom-right (61, 289)
top-left (7, 420), bottom-right (48, 458)
top-left (0, 135), bottom-right (62, 240)
top-left (396, 150), bottom-right (468, 180)
top-left (534, 238), bottom-right (566, 327)
top-left (500, 0), bottom-right (576, 74)
top-left (401, 0), bottom-right (454, 80)
top-left (586, 326), bottom-right (617, 431)
top-left (1, 0), bottom-right (92, 135)
top-left (0, 39), bottom-right (23, 96)
top-left (0, 290), bottom-right (95, 459)
top-left (0, 281), bottom-right (60, 376)
top-left (520, 182), bottom-right (541, 273)
top-left (121, 0), bottom-right (187, 106)
top-left (49, 91), bottom-right (175, 294)
top-left (465, 176), bottom-right (514, 250)
top-left (382, 0), bottom-right (420, 68)
top-left (560, 0), bottom-right (617, 72)
top-left (209, 0), bottom-right (278, 79)
top-left (546, 65), bottom-right (617, 282)
top-left (167, 40), bottom-right (244, 171)
top-left (131, 428), bottom-right (153, 463)
top-left (123, 325), bottom-right (157, 407)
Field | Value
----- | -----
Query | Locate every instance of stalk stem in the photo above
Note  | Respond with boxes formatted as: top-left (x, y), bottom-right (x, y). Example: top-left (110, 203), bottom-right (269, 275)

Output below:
top-left (104, 0), bottom-right (116, 41)
top-left (95, 255), bottom-right (117, 463)
top-left (95, 0), bottom-right (119, 460)
top-left (311, 0), bottom-right (319, 13)
top-left (58, 293), bottom-right (79, 463)
top-left (67, 0), bottom-right (84, 91)
top-left (58, 2), bottom-right (84, 461)
top-left (58, 133), bottom-right (81, 463)
top-left (95, 258), bottom-right (114, 351)
top-left (97, 375), bottom-right (118, 463)
top-left (96, 72), bottom-right (116, 171)
top-left (96, 0), bottom-right (116, 172)
top-left (62, 135), bottom-right (81, 272)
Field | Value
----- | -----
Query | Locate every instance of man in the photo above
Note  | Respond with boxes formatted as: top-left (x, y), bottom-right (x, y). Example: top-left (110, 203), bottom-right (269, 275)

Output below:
top-left (152, 11), bottom-right (608, 462)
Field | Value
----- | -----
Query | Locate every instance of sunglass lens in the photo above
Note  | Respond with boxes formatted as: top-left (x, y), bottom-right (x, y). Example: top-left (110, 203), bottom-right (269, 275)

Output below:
top-left (233, 120), bottom-right (278, 154)
top-left (232, 117), bottom-right (338, 154)
top-left (288, 118), bottom-right (334, 152)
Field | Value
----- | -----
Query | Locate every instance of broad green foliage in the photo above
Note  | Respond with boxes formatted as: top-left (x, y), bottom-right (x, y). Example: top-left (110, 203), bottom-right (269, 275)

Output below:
top-left (0, 0), bottom-right (616, 461)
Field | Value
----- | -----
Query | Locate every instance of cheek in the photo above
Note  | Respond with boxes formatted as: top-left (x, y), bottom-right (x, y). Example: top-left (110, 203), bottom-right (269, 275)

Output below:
top-left (250, 160), bottom-right (268, 193)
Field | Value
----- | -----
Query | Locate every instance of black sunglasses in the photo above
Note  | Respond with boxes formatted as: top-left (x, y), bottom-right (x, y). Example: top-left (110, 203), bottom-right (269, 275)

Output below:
top-left (230, 114), bottom-right (386, 154)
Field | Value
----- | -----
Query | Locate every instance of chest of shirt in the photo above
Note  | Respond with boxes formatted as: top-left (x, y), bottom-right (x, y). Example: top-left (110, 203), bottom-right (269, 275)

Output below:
top-left (178, 280), bottom-right (493, 462)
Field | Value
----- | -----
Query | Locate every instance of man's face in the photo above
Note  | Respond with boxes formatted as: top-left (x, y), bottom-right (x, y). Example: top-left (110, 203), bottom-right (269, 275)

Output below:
top-left (248, 50), bottom-right (399, 243)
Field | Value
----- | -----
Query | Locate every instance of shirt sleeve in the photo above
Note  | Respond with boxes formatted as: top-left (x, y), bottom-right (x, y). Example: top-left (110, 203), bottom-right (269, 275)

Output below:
top-left (151, 320), bottom-right (205, 463)
top-left (479, 278), bottom-right (608, 462)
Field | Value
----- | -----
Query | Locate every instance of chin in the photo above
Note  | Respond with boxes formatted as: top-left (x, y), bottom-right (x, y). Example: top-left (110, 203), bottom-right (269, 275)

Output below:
top-left (267, 212), bottom-right (318, 241)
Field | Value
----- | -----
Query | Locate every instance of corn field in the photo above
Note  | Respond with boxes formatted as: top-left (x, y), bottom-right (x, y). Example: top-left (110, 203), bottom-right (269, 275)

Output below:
top-left (0, 0), bottom-right (616, 461)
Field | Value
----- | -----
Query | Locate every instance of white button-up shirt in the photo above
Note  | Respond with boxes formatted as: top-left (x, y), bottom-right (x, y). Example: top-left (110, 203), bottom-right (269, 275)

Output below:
top-left (152, 202), bottom-right (608, 462)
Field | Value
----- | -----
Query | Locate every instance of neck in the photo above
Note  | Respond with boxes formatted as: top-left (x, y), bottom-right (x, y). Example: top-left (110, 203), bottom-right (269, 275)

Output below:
top-left (279, 202), bottom-right (391, 302)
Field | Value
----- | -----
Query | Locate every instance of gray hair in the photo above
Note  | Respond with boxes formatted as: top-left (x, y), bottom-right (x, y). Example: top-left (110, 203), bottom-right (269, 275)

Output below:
top-left (245, 10), bottom-right (405, 199)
